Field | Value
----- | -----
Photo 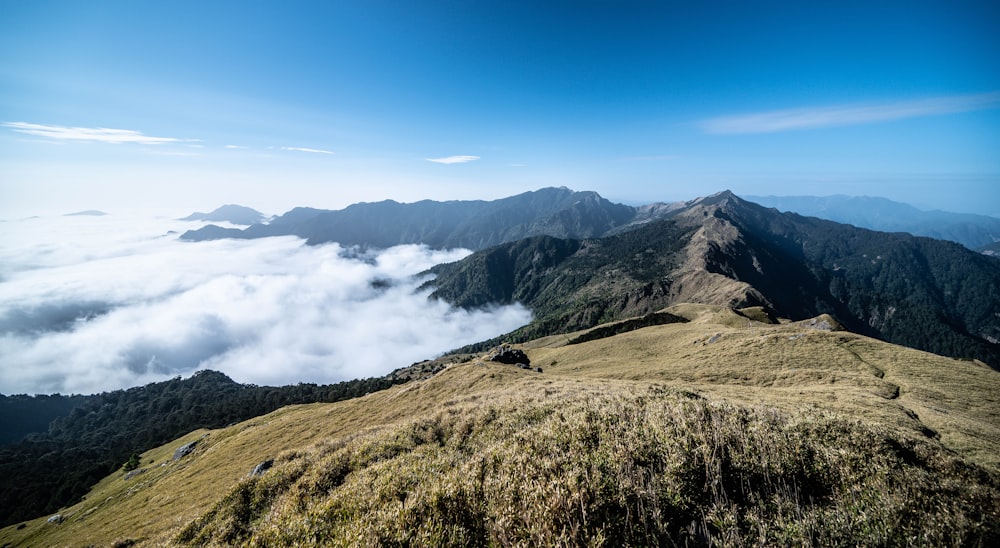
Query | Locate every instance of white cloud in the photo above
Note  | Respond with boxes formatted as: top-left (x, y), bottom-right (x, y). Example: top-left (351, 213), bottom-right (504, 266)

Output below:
top-left (2, 122), bottom-right (187, 144)
top-left (225, 145), bottom-right (249, 149)
top-left (698, 91), bottom-right (1000, 134)
top-left (426, 155), bottom-right (480, 164)
top-left (280, 146), bottom-right (334, 155)
top-left (0, 214), bottom-right (530, 394)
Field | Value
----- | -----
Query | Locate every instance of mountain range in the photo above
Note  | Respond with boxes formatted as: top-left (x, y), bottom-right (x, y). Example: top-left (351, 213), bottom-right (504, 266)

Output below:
top-left (179, 188), bottom-right (1000, 368)
top-left (180, 188), bottom-right (1000, 254)
top-left (180, 187), bottom-right (634, 248)
top-left (746, 194), bottom-right (1000, 250)
top-left (425, 191), bottom-right (1000, 369)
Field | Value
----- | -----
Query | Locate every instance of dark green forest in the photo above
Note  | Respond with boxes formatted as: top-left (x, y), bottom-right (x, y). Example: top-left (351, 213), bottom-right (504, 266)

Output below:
top-left (0, 370), bottom-right (404, 527)
top-left (0, 393), bottom-right (92, 445)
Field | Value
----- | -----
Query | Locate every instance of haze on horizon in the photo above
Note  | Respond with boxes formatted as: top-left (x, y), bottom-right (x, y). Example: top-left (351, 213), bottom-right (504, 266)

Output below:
top-left (1, 1), bottom-right (999, 218)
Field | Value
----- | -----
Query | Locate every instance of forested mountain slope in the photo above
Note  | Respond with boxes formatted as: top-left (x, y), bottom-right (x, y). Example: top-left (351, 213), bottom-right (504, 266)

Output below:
top-left (0, 371), bottom-right (403, 527)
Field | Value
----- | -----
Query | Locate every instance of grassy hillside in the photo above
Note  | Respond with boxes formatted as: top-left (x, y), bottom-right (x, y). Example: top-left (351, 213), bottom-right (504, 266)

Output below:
top-left (0, 372), bottom-right (403, 527)
top-left (3, 305), bottom-right (999, 546)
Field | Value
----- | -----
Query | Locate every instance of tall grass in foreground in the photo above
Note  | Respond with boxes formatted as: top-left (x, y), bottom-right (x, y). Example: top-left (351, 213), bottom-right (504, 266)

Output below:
top-left (177, 381), bottom-right (999, 546)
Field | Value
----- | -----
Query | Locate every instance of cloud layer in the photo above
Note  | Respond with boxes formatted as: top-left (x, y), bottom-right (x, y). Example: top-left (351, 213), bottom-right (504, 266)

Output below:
top-left (698, 91), bottom-right (1000, 134)
top-left (0, 214), bottom-right (530, 394)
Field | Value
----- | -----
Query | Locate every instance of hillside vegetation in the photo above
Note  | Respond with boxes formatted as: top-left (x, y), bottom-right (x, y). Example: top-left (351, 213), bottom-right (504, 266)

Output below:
top-left (5, 305), bottom-right (999, 547)
top-left (0, 372), bottom-right (403, 527)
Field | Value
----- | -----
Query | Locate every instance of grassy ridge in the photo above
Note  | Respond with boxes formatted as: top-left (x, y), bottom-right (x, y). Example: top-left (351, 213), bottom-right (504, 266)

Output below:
top-left (4, 306), bottom-right (1000, 546)
top-left (529, 304), bottom-right (1000, 470)
top-left (178, 378), bottom-right (999, 546)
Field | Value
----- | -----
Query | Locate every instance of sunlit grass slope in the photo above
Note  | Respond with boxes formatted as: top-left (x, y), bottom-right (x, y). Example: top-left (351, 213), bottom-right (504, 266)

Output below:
top-left (528, 304), bottom-right (1000, 470)
top-left (3, 305), bottom-right (999, 546)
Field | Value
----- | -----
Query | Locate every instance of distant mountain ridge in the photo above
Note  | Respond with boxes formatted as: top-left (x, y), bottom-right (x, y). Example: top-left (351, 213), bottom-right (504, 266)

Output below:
top-left (180, 188), bottom-right (636, 249)
top-left (181, 190), bottom-right (1000, 254)
top-left (746, 194), bottom-right (1000, 250)
top-left (425, 191), bottom-right (1000, 368)
top-left (181, 204), bottom-right (266, 225)
top-left (980, 241), bottom-right (1000, 257)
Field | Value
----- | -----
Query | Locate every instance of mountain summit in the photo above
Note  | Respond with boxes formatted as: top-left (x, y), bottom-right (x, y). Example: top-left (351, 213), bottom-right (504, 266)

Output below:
top-left (426, 192), bottom-right (1000, 368)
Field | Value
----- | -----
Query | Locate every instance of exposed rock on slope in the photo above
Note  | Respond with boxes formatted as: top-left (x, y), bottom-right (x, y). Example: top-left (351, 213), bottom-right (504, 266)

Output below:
top-left (486, 344), bottom-right (530, 365)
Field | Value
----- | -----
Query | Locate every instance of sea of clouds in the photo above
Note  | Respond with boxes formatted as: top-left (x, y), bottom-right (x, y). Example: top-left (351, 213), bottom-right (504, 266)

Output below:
top-left (0, 213), bottom-right (531, 395)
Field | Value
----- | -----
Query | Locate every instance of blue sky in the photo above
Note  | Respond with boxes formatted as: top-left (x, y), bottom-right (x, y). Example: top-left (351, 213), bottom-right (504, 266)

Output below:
top-left (2, 0), bottom-right (999, 217)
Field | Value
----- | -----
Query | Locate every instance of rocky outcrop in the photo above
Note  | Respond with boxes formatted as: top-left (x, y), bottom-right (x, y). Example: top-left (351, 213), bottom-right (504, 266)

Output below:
top-left (249, 459), bottom-right (274, 477)
top-left (123, 468), bottom-right (146, 481)
top-left (487, 345), bottom-right (530, 366)
top-left (173, 441), bottom-right (198, 461)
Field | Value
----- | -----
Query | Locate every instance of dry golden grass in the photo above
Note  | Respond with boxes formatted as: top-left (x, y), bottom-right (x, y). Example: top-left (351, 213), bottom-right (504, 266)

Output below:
top-left (530, 303), bottom-right (1000, 470)
top-left (3, 303), bottom-right (999, 547)
top-left (176, 379), bottom-right (1000, 546)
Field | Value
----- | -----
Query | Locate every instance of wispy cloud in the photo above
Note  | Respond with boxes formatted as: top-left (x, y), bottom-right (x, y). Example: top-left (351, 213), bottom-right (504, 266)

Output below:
top-left (225, 144), bottom-right (248, 149)
top-left (698, 91), bottom-right (1000, 134)
top-left (427, 155), bottom-right (480, 164)
top-left (280, 146), bottom-right (334, 155)
top-left (2, 122), bottom-right (187, 144)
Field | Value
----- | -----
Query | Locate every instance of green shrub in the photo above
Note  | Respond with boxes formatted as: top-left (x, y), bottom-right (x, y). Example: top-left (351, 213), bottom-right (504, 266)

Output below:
top-left (121, 453), bottom-right (140, 473)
